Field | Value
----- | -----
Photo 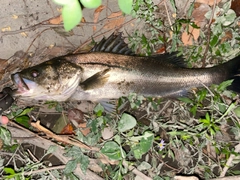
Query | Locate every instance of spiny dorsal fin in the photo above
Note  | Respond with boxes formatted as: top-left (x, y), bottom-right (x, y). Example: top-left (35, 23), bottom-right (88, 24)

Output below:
top-left (91, 33), bottom-right (135, 55)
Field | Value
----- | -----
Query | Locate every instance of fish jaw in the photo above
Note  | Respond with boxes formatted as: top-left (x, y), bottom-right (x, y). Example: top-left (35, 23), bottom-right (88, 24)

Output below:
top-left (11, 73), bottom-right (37, 96)
top-left (11, 72), bottom-right (81, 101)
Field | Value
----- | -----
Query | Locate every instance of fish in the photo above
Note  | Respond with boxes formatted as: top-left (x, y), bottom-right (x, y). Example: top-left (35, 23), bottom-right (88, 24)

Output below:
top-left (11, 33), bottom-right (240, 104)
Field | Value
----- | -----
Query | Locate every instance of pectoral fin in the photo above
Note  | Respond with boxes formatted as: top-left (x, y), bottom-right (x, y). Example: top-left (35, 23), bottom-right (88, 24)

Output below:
top-left (80, 69), bottom-right (110, 90)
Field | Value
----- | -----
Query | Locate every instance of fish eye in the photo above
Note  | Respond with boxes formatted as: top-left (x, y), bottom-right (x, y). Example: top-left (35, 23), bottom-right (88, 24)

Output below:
top-left (31, 70), bottom-right (39, 78)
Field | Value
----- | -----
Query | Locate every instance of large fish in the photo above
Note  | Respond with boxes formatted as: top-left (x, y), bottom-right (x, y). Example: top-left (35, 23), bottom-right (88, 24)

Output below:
top-left (11, 33), bottom-right (240, 103)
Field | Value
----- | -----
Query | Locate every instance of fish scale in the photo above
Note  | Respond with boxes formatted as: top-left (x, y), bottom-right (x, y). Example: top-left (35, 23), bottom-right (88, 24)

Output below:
top-left (11, 33), bottom-right (240, 103)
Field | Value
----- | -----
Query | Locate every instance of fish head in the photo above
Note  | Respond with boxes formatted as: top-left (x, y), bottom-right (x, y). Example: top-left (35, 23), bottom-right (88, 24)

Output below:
top-left (11, 58), bottom-right (83, 101)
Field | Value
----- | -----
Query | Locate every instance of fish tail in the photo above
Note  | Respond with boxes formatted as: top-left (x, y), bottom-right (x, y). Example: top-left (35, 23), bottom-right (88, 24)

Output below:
top-left (222, 55), bottom-right (240, 93)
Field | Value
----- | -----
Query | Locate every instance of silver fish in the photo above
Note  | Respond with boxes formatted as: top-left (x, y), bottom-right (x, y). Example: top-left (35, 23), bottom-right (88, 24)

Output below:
top-left (11, 33), bottom-right (240, 103)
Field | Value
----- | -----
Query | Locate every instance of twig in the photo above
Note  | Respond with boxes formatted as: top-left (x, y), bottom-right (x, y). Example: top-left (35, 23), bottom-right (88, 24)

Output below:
top-left (0, 15), bottom-right (132, 38)
top-left (219, 143), bottom-right (240, 177)
top-left (31, 121), bottom-right (99, 151)
top-left (201, 0), bottom-right (217, 67)
top-left (163, 0), bottom-right (173, 31)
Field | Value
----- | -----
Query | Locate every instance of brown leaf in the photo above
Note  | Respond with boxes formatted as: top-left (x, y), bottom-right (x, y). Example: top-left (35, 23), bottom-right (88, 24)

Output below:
top-left (156, 46), bottom-right (166, 54)
top-left (107, 11), bottom-right (123, 19)
top-left (196, 0), bottom-right (221, 6)
top-left (192, 3), bottom-right (210, 27)
top-left (182, 25), bottom-right (200, 46)
top-left (60, 123), bottom-right (75, 135)
top-left (93, 5), bottom-right (105, 31)
top-left (49, 15), bottom-right (63, 24)
top-left (68, 108), bottom-right (85, 126)
top-left (79, 122), bottom-right (91, 136)
top-left (103, 17), bottom-right (125, 30)
top-left (231, 0), bottom-right (240, 17)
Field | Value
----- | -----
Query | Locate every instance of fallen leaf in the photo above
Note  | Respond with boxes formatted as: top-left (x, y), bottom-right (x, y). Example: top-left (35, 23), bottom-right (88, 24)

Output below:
top-left (181, 25), bottom-right (200, 46)
top-left (196, 0), bottom-right (221, 6)
top-left (0, 59), bottom-right (8, 74)
top-left (220, 30), bottom-right (233, 43)
top-left (102, 127), bottom-right (114, 140)
top-left (93, 5), bottom-right (105, 31)
top-left (61, 123), bottom-right (75, 135)
top-left (68, 108), bottom-right (85, 127)
top-left (81, 17), bottom-right (86, 23)
top-left (231, 0), bottom-right (240, 17)
top-left (79, 122), bottom-right (91, 136)
top-left (107, 11), bottom-right (122, 19)
top-left (49, 15), bottom-right (63, 24)
top-left (192, 3), bottom-right (210, 27)
top-left (103, 17), bottom-right (125, 29)
top-left (156, 46), bottom-right (166, 54)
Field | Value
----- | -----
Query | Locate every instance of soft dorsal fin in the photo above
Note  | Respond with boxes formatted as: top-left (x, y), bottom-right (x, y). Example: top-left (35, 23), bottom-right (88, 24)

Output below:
top-left (152, 53), bottom-right (187, 68)
top-left (91, 33), bottom-right (135, 55)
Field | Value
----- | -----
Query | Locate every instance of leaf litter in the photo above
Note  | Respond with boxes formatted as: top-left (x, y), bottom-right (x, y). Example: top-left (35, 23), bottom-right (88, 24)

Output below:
top-left (1, 0), bottom-right (240, 180)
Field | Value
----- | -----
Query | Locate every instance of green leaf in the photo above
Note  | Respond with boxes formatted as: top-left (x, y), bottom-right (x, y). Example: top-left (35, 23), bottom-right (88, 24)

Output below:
top-left (0, 127), bottom-right (12, 146)
top-left (132, 132), bottom-right (154, 159)
top-left (4, 167), bottom-right (15, 175)
top-left (118, 0), bottom-right (133, 14)
top-left (118, 113), bottom-right (137, 132)
top-left (18, 107), bottom-right (33, 116)
top-left (217, 80), bottom-right (233, 91)
top-left (210, 35), bottom-right (218, 47)
top-left (101, 141), bottom-right (125, 160)
top-left (64, 159), bottom-right (78, 174)
top-left (169, 0), bottom-right (176, 13)
top-left (80, 0), bottom-right (101, 8)
top-left (178, 97), bottom-right (193, 104)
top-left (46, 145), bottom-right (58, 155)
top-left (62, 0), bottom-right (82, 31)
top-left (53, 0), bottom-right (75, 5)
top-left (15, 115), bottom-right (30, 128)
top-left (94, 103), bottom-right (104, 116)
top-left (234, 106), bottom-right (240, 118)
top-left (79, 154), bottom-right (89, 174)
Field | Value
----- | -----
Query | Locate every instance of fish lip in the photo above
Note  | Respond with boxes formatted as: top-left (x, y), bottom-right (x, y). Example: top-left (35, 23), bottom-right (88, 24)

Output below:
top-left (11, 73), bottom-right (30, 92)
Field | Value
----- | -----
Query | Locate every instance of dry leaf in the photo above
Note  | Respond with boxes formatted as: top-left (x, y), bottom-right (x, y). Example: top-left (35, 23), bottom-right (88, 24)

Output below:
top-left (102, 127), bottom-right (114, 140)
top-left (103, 17), bottom-right (125, 29)
top-left (196, 0), bottom-right (221, 6)
top-left (182, 31), bottom-right (193, 45)
top-left (93, 5), bottom-right (105, 31)
top-left (192, 3), bottom-right (210, 27)
top-left (107, 11), bottom-right (123, 19)
top-left (61, 123), bottom-right (75, 135)
top-left (156, 46), bottom-right (166, 54)
top-left (181, 26), bottom-right (200, 46)
top-left (231, 0), bottom-right (240, 17)
top-left (79, 122), bottom-right (91, 136)
top-left (81, 17), bottom-right (86, 23)
top-left (49, 15), bottom-right (63, 24)
top-left (0, 59), bottom-right (8, 80)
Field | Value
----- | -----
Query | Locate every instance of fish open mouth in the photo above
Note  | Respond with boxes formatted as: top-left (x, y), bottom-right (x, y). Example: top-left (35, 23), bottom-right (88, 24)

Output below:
top-left (11, 73), bottom-right (30, 94)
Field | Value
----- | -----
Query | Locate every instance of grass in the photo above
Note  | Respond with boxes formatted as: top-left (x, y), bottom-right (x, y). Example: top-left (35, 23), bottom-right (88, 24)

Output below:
top-left (1, 0), bottom-right (240, 179)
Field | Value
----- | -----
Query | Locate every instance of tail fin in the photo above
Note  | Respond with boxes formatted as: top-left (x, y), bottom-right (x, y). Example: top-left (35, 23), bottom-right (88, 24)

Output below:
top-left (223, 55), bottom-right (240, 93)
